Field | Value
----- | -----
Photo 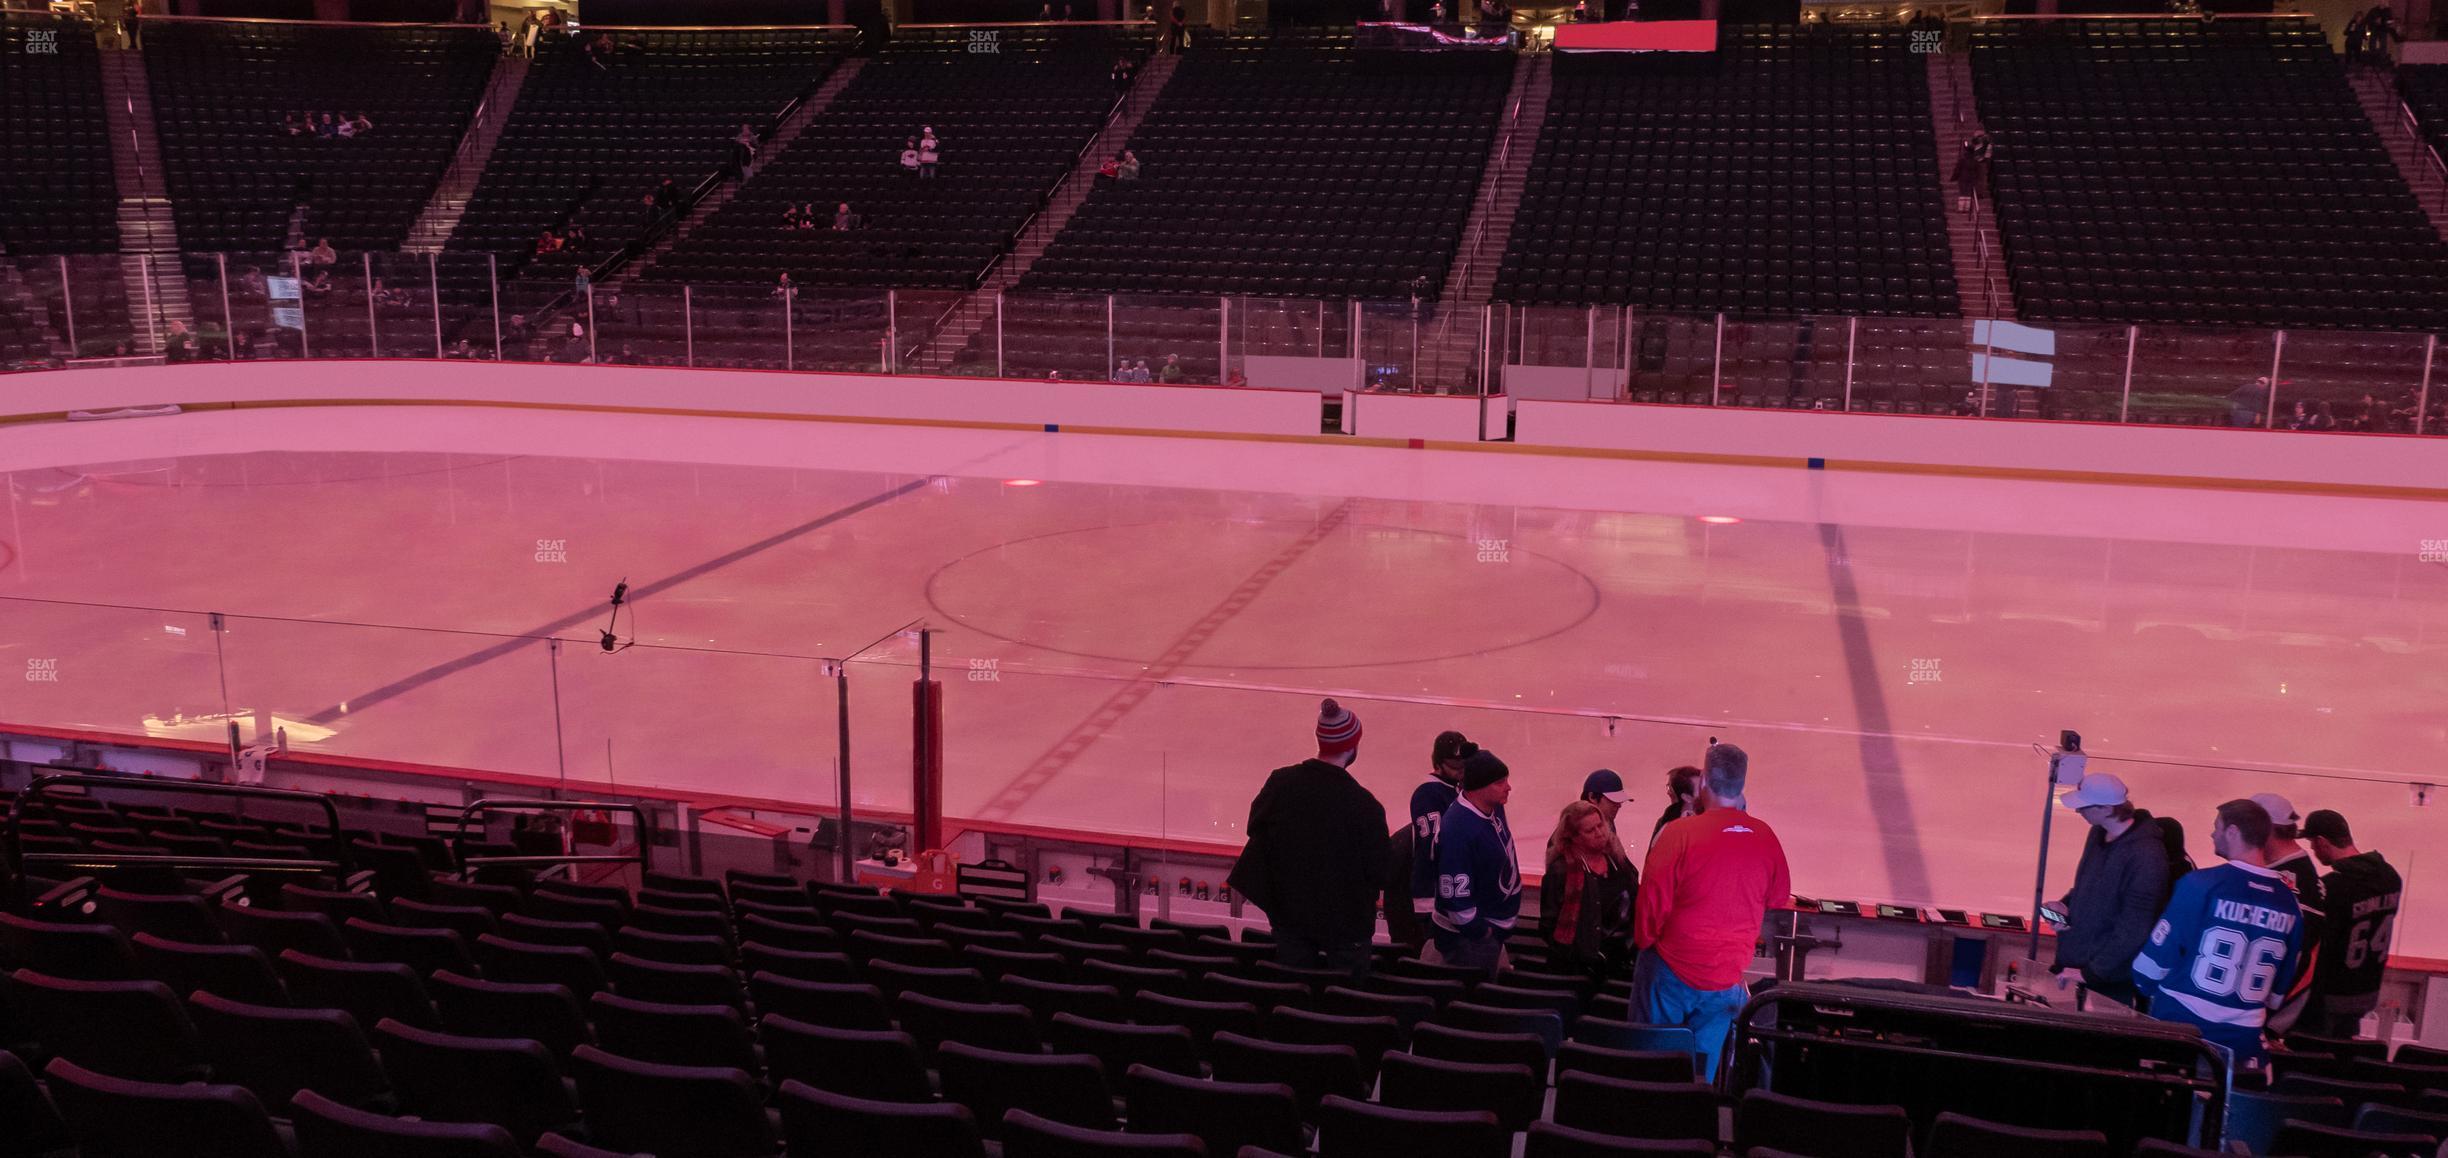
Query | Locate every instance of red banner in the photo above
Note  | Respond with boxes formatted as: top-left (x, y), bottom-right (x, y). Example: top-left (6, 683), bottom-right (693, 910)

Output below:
top-left (1552, 19), bottom-right (1718, 52)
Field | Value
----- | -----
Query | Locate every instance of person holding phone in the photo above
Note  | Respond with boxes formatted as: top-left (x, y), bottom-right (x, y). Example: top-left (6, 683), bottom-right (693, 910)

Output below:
top-left (2051, 774), bottom-right (2172, 1008)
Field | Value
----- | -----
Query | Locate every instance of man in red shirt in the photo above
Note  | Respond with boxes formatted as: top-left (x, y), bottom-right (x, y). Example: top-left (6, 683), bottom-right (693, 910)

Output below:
top-left (1633, 742), bottom-right (1790, 1083)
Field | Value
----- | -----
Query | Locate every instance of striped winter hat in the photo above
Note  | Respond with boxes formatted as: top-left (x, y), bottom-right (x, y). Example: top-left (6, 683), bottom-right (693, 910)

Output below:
top-left (1316, 698), bottom-right (1363, 758)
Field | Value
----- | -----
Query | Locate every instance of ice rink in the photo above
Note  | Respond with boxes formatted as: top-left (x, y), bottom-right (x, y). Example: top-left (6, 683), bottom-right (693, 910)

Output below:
top-left (2, 405), bottom-right (2441, 954)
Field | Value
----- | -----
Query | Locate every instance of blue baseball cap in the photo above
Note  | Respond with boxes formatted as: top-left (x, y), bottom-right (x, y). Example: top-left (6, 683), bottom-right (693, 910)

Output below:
top-left (1582, 769), bottom-right (1629, 804)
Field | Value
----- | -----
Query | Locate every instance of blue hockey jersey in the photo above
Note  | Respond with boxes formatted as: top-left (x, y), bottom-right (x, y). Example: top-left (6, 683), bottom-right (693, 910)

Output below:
top-left (1432, 797), bottom-right (1521, 947)
top-left (1407, 777), bottom-right (1461, 916)
top-left (2132, 862), bottom-right (2304, 1067)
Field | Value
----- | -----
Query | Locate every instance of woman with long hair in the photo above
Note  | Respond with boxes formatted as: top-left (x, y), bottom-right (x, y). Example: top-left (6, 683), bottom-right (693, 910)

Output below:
top-left (1540, 799), bottom-right (1637, 980)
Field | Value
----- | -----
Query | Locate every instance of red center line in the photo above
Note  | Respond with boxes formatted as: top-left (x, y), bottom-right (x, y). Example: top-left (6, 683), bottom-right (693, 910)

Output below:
top-left (967, 498), bottom-right (1357, 823)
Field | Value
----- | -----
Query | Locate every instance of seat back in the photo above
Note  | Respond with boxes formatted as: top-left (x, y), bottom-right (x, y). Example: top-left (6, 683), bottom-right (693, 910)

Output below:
top-left (1925, 1110), bottom-right (2111, 1158)
top-left (428, 970), bottom-right (592, 1056)
top-left (288, 1088), bottom-right (523, 1158)
top-left (748, 973), bottom-right (892, 1029)
top-left (374, 1018), bottom-right (581, 1144)
top-left (606, 953), bottom-right (746, 1010)
top-left (1122, 1062), bottom-right (1304, 1156)
top-left (896, 992), bottom-right (1043, 1055)
top-left (1003, 1108), bottom-right (1206, 1157)
top-left (997, 975), bottom-right (1129, 1027)
top-left (188, 991), bottom-right (390, 1112)
top-left (587, 991), bottom-right (758, 1071)
top-left (43, 1057), bottom-right (289, 1158)
top-left (1317, 985), bottom-right (1435, 1034)
top-left (1524, 1121), bottom-right (1718, 1157)
top-left (130, 934), bottom-right (287, 1005)
top-left (775, 1080), bottom-right (988, 1158)
top-left (8, 969), bottom-right (209, 1082)
top-left (737, 914), bottom-right (840, 953)
top-left (2354, 1102), bottom-right (2448, 1139)
top-left (2229, 1088), bottom-right (2352, 1151)
top-left (1552, 1072), bottom-right (1719, 1144)
top-left (219, 905), bottom-right (348, 961)
top-left (275, 950), bottom-right (437, 1029)
top-left (1557, 1040), bottom-right (1696, 1084)
top-left (1048, 1012), bottom-right (1199, 1077)
top-left (1734, 1089), bottom-right (1913, 1158)
top-left (1262, 1006), bottom-right (1403, 1080)
top-left (934, 1041), bottom-right (1115, 1139)
top-left (473, 933), bottom-right (609, 996)
top-left (343, 918), bottom-right (477, 976)
top-left (568, 1046), bottom-right (777, 1157)
top-left (757, 1015), bottom-right (934, 1102)
top-left (384, 900), bottom-right (499, 943)
top-left (1433, 1000), bottom-right (1563, 1056)
top-left (1131, 991), bottom-right (1262, 1048)
top-left (0, 912), bottom-right (138, 979)
top-left (1410, 1022), bottom-right (1548, 1076)
top-left (1206, 1030), bottom-right (1364, 1115)
top-left (0, 1048), bottom-right (75, 1157)
top-left (2267, 1119), bottom-right (2437, 1158)
top-left (614, 927), bottom-right (734, 967)
top-left (95, 889), bottom-right (227, 946)
top-left (1314, 1094), bottom-right (1506, 1158)
top-left (1377, 1050), bottom-right (1540, 1132)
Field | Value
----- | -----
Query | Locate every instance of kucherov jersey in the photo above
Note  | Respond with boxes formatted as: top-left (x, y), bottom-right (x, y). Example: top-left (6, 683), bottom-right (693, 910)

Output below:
top-left (2132, 862), bottom-right (2304, 1065)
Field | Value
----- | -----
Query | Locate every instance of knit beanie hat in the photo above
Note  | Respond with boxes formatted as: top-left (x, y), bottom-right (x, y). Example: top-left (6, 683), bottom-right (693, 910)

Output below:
top-left (1316, 698), bottom-right (1362, 758)
top-left (1460, 750), bottom-right (1510, 792)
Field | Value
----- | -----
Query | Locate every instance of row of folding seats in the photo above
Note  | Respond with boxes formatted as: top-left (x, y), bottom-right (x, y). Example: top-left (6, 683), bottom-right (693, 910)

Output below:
top-left (445, 28), bottom-right (856, 274)
top-left (9, 816), bottom-right (2444, 1158)
top-left (1973, 16), bottom-right (2448, 332)
top-left (648, 27), bottom-right (1135, 292)
top-left (1496, 28), bottom-right (1956, 316)
top-left (1021, 30), bottom-right (1509, 301)
top-left (142, 20), bottom-right (497, 252)
top-left (16, 913), bottom-right (2354, 1157)
top-left (0, 15), bottom-right (118, 254)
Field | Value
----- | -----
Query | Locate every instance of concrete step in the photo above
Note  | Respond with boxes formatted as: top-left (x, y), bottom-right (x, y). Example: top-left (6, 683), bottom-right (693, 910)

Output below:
top-left (619, 58), bottom-right (867, 285)
top-left (2349, 70), bottom-right (2448, 243)
top-left (1422, 52), bottom-right (1553, 389)
top-left (406, 55), bottom-right (530, 254)
top-left (910, 52), bottom-right (1184, 373)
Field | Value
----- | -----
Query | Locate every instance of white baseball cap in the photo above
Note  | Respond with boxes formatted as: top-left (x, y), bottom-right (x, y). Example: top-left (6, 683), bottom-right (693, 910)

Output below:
top-left (2248, 792), bottom-right (2299, 827)
top-left (2060, 773), bottom-right (2129, 811)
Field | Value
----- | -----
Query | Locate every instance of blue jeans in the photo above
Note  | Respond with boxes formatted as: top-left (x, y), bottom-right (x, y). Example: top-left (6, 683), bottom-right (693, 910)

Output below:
top-left (1632, 952), bottom-right (1748, 1084)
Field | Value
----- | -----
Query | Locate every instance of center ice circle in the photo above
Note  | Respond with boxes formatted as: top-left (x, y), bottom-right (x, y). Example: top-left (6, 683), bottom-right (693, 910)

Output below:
top-left (923, 519), bottom-right (1603, 671)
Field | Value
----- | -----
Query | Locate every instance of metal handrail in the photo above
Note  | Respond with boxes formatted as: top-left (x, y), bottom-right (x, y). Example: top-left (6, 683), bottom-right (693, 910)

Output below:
top-left (1420, 58), bottom-right (1534, 388)
top-left (581, 33), bottom-right (865, 290)
top-left (1456, 73), bottom-right (1529, 302)
top-left (413, 66), bottom-right (515, 248)
top-left (4, 772), bottom-right (352, 893)
top-left (2395, 98), bottom-right (2448, 213)
top-left (448, 797), bottom-right (651, 880)
top-left (921, 56), bottom-right (1152, 362)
